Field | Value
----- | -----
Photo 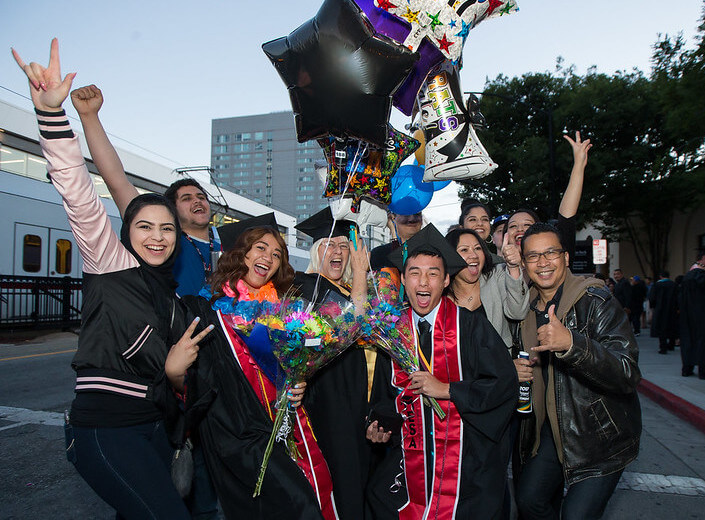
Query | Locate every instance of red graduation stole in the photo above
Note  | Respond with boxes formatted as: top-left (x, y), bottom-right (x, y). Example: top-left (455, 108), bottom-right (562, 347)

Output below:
top-left (219, 312), bottom-right (338, 520)
top-left (392, 297), bottom-right (463, 520)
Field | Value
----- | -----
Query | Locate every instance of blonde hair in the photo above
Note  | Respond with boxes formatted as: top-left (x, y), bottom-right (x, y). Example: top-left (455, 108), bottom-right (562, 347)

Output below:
top-left (305, 237), bottom-right (353, 286)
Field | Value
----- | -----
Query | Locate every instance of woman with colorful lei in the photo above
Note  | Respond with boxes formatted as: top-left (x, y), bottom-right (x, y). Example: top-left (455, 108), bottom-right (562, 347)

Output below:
top-left (179, 222), bottom-right (338, 520)
top-left (292, 208), bottom-right (376, 520)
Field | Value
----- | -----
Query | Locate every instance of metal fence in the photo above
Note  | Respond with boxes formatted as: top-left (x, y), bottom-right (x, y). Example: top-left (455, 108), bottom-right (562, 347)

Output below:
top-left (0, 275), bottom-right (82, 330)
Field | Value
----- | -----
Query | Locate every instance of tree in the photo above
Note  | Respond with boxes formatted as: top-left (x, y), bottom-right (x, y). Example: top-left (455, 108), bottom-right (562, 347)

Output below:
top-left (460, 6), bottom-right (705, 277)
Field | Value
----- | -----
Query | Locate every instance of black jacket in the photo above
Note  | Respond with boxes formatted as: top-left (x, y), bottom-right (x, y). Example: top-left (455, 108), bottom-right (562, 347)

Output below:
top-left (518, 273), bottom-right (641, 485)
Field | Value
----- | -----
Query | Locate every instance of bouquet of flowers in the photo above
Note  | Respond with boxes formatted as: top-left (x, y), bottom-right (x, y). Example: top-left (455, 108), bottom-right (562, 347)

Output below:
top-left (239, 296), bottom-right (362, 497)
top-left (363, 272), bottom-right (446, 420)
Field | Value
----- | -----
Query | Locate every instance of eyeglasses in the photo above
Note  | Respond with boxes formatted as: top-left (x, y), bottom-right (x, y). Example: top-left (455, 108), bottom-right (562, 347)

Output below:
top-left (321, 241), bottom-right (349, 251)
top-left (523, 249), bottom-right (565, 263)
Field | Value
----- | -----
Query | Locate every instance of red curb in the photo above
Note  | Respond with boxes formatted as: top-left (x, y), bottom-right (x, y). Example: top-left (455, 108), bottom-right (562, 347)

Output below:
top-left (638, 379), bottom-right (705, 435)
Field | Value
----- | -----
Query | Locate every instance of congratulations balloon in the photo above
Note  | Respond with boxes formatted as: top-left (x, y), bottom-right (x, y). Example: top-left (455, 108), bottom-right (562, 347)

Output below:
top-left (417, 61), bottom-right (497, 182)
top-left (262, 0), bottom-right (419, 146)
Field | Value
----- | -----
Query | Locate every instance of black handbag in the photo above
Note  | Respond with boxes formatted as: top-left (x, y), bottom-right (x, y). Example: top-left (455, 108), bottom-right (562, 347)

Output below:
top-left (171, 437), bottom-right (194, 498)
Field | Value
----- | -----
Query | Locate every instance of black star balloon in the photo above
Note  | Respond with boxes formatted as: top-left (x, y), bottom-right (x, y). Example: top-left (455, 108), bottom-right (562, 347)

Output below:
top-left (262, 0), bottom-right (418, 147)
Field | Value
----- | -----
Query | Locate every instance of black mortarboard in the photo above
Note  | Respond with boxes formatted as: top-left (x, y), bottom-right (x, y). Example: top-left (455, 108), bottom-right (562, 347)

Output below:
top-left (295, 207), bottom-right (358, 243)
top-left (389, 224), bottom-right (466, 276)
top-left (217, 212), bottom-right (279, 251)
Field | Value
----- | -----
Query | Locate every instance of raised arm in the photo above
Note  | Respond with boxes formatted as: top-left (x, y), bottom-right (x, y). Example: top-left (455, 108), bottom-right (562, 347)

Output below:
top-left (349, 235), bottom-right (369, 315)
top-left (12, 39), bottom-right (137, 275)
top-left (558, 131), bottom-right (591, 219)
top-left (71, 85), bottom-right (139, 216)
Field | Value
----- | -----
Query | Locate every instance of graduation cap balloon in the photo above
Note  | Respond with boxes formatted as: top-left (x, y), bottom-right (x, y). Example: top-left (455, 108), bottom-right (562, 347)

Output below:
top-left (217, 212), bottom-right (279, 252)
top-left (320, 125), bottom-right (419, 211)
top-left (374, 0), bottom-right (519, 62)
top-left (388, 223), bottom-right (466, 276)
top-left (262, 0), bottom-right (419, 147)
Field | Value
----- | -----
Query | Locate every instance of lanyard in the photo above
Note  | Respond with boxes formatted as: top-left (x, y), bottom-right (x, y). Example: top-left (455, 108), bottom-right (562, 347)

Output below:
top-left (182, 228), bottom-right (221, 274)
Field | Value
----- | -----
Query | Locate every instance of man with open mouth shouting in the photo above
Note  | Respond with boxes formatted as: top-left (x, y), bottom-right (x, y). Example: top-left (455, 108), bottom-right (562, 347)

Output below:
top-left (366, 224), bottom-right (517, 520)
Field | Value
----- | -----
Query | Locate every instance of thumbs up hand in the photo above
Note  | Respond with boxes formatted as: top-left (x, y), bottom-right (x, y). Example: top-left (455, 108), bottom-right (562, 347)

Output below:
top-left (501, 231), bottom-right (522, 268)
top-left (534, 304), bottom-right (573, 353)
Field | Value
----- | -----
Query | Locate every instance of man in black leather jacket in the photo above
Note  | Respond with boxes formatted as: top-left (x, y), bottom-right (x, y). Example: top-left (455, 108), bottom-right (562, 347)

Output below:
top-left (513, 223), bottom-right (641, 520)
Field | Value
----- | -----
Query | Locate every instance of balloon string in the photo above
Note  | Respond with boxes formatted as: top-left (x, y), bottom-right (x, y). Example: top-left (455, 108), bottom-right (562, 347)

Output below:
top-left (392, 219), bottom-right (406, 302)
top-left (310, 140), bottom-right (369, 310)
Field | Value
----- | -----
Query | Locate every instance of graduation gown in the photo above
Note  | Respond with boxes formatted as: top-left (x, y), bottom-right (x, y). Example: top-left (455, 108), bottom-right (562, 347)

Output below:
top-left (294, 272), bottom-right (379, 520)
top-left (679, 268), bottom-right (705, 367)
top-left (367, 297), bottom-right (517, 520)
top-left (182, 295), bottom-right (332, 520)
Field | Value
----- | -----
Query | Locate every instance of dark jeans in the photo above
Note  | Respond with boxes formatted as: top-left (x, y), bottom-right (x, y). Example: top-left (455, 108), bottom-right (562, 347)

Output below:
top-left (185, 444), bottom-right (219, 519)
top-left (516, 423), bottom-right (622, 520)
top-left (66, 420), bottom-right (190, 520)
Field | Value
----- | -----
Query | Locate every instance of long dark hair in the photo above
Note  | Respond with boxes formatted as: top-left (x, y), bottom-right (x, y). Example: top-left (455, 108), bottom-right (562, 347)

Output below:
top-left (445, 228), bottom-right (494, 276)
top-left (458, 199), bottom-right (492, 226)
top-left (208, 227), bottom-right (295, 301)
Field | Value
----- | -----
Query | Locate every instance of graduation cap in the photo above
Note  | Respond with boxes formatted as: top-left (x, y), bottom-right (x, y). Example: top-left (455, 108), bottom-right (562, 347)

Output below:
top-left (389, 224), bottom-right (466, 276)
top-left (217, 212), bottom-right (279, 251)
top-left (295, 207), bottom-right (358, 243)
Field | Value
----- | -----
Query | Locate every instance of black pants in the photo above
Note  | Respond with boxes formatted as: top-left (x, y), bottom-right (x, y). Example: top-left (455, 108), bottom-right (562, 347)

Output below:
top-left (629, 309), bottom-right (642, 334)
top-left (67, 420), bottom-right (190, 520)
top-left (516, 423), bottom-right (622, 520)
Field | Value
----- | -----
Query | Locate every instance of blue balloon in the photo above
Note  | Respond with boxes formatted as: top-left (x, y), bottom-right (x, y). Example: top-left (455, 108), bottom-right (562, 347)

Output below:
top-left (390, 165), bottom-right (433, 214)
top-left (432, 179), bottom-right (451, 191)
top-left (413, 162), bottom-right (451, 191)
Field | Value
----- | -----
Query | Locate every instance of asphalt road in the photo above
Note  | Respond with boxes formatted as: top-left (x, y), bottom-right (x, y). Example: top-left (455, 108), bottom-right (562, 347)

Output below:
top-left (1, 333), bottom-right (705, 519)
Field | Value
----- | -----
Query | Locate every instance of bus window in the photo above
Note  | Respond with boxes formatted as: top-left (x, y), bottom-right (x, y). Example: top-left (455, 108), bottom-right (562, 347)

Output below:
top-left (23, 234), bottom-right (42, 272)
top-left (55, 239), bottom-right (72, 274)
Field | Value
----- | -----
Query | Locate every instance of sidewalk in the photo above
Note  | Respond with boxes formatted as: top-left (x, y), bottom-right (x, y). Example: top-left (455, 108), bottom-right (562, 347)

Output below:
top-left (635, 334), bottom-right (705, 434)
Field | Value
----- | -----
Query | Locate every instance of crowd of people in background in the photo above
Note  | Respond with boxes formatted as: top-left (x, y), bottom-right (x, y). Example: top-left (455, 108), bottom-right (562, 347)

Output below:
top-left (596, 259), bottom-right (705, 378)
top-left (14, 38), bottom-right (705, 520)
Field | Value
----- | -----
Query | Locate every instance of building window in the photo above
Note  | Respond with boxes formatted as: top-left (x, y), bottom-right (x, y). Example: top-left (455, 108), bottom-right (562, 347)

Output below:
top-left (214, 155), bottom-right (230, 161)
top-left (298, 175), bottom-right (314, 182)
top-left (214, 145), bottom-right (227, 153)
top-left (23, 234), bottom-right (42, 272)
top-left (215, 164), bottom-right (229, 169)
top-left (233, 143), bottom-right (250, 152)
top-left (296, 195), bottom-right (314, 201)
top-left (255, 131), bottom-right (264, 140)
top-left (215, 134), bottom-right (230, 143)
top-left (1, 145), bottom-right (49, 182)
top-left (298, 167), bottom-right (314, 173)
top-left (253, 180), bottom-right (263, 185)
top-left (55, 239), bottom-right (72, 274)
top-left (296, 185), bottom-right (314, 192)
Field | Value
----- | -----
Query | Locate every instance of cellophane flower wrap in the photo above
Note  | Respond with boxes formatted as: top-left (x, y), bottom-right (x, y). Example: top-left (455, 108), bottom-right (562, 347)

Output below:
top-left (363, 272), bottom-right (446, 420)
top-left (227, 293), bottom-right (363, 497)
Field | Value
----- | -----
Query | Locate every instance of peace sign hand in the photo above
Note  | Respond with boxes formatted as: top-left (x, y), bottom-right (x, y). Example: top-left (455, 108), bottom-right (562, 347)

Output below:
top-left (165, 317), bottom-right (215, 391)
top-left (11, 38), bottom-right (76, 112)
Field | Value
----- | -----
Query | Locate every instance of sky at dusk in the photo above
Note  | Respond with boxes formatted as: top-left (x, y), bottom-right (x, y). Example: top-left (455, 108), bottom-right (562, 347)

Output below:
top-left (2, 0), bottom-right (703, 228)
